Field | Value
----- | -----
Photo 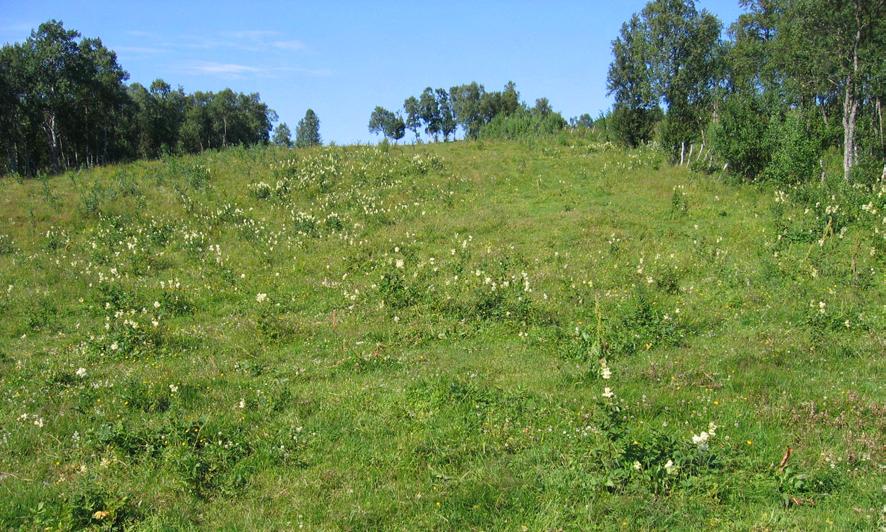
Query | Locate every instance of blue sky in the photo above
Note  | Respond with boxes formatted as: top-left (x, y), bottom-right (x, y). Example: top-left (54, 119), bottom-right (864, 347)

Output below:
top-left (0, 1), bottom-right (744, 144)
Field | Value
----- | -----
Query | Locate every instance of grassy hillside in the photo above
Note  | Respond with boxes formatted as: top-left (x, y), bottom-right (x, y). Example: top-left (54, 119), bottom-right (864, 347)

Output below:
top-left (0, 136), bottom-right (883, 529)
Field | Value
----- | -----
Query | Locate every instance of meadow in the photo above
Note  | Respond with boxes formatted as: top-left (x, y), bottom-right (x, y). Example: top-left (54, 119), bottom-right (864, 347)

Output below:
top-left (0, 134), bottom-right (883, 529)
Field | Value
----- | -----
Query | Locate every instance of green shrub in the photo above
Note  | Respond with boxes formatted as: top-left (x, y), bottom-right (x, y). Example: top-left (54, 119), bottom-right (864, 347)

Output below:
top-left (479, 108), bottom-right (567, 140)
top-left (711, 93), bottom-right (771, 179)
top-left (0, 234), bottom-right (15, 255)
top-left (762, 110), bottom-right (820, 184)
top-left (609, 105), bottom-right (660, 148)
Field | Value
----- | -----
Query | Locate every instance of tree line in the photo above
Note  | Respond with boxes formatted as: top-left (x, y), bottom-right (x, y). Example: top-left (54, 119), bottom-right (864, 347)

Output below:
top-left (605, 0), bottom-right (885, 182)
top-left (368, 82), bottom-right (571, 142)
top-left (0, 20), bottom-right (294, 176)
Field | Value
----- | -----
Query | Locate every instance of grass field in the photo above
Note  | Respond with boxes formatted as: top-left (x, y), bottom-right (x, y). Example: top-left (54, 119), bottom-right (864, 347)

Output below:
top-left (0, 135), bottom-right (883, 529)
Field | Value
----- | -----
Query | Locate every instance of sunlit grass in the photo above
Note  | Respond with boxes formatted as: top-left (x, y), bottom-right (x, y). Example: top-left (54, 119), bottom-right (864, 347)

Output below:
top-left (0, 135), bottom-right (883, 529)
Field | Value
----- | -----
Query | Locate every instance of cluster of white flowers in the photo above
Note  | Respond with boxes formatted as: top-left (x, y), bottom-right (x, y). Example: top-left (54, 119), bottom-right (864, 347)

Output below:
top-left (18, 413), bottom-right (44, 428)
top-left (256, 293), bottom-right (268, 303)
top-left (664, 459), bottom-right (677, 475)
top-left (600, 359), bottom-right (612, 380)
top-left (774, 190), bottom-right (789, 204)
top-left (691, 422), bottom-right (718, 451)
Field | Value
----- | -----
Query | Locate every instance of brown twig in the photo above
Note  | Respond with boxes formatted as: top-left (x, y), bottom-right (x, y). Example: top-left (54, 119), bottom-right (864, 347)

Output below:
top-left (778, 447), bottom-right (793, 471)
top-left (0, 472), bottom-right (34, 482)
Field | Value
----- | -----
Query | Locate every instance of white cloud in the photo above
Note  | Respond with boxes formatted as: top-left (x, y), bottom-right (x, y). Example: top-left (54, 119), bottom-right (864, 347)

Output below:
top-left (125, 28), bottom-right (309, 54)
top-left (180, 62), bottom-right (332, 79)
top-left (223, 30), bottom-right (281, 40)
top-left (116, 46), bottom-right (166, 55)
top-left (187, 62), bottom-right (263, 75)
top-left (271, 39), bottom-right (306, 51)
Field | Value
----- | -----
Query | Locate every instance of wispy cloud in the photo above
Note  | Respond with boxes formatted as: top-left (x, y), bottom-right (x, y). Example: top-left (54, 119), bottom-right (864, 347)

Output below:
top-left (222, 30), bottom-right (281, 40)
top-left (271, 39), bottom-right (306, 51)
top-left (163, 30), bottom-right (309, 53)
top-left (185, 62), bottom-right (264, 75)
top-left (123, 28), bottom-right (327, 79)
top-left (179, 61), bottom-right (333, 79)
top-left (116, 45), bottom-right (166, 55)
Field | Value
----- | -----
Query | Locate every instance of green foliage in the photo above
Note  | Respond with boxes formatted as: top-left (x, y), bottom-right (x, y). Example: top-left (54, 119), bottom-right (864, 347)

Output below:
top-left (295, 109), bottom-right (321, 148)
top-left (570, 113), bottom-right (594, 129)
top-left (0, 21), bottom-right (276, 176)
top-left (272, 122), bottom-right (292, 148)
top-left (762, 110), bottom-right (820, 184)
top-left (607, 1), bottom-right (722, 154)
top-left (0, 233), bottom-right (16, 255)
top-left (403, 96), bottom-right (421, 141)
top-left (610, 105), bottom-right (661, 147)
top-left (418, 88), bottom-right (441, 141)
top-left (0, 140), bottom-right (882, 528)
top-left (368, 106), bottom-right (405, 142)
top-left (478, 107), bottom-right (567, 140)
top-left (711, 92), bottom-right (771, 179)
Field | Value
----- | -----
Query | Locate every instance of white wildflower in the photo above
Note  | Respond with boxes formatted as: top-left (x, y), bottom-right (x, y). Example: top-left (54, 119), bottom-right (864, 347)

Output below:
top-left (664, 459), bottom-right (677, 475)
top-left (692, 423), bottom-right (717, 450)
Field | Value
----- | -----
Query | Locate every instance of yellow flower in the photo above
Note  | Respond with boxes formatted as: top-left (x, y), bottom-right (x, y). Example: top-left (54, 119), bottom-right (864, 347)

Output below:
top-left (93, 510), bottom-right (109, 520)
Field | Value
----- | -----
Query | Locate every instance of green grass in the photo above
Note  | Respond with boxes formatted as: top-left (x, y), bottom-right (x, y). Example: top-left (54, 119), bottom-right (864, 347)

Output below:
top-left (0, 136), bottom-right (883, 530)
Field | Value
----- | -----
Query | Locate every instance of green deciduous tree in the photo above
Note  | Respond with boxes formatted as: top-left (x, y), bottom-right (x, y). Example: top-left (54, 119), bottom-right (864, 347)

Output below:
top-left (418, 87), bottom-right (441, 141)
top-left (608, 1), bottom-right (723, 157)
top-left (775, 0), bottom-right (885, 180)
top-left (450, 82), bottom-right (486, 139)
top-left (368, 106), bottom-right (405, 142)
top-left (436, 89), bottom-right (456, 141)
top-left (403, 96), bottom-right (421, 142)
top-left (296, 109), bottom-right (321, 148)
top-left (273, 122), bottom-right (292, 147)
top-left (0, 20), bottom-right (277, 175)
top-left (607, 14), bottom-right (659, 147)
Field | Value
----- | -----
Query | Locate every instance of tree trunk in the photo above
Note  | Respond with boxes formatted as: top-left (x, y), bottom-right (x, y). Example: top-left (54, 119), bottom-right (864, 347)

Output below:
top-left (877, 97), bottom-right (883, 154)
top-left (842, 1), bottom-right (862, 182)
top-left (44, 112), bottom-right (60, 173)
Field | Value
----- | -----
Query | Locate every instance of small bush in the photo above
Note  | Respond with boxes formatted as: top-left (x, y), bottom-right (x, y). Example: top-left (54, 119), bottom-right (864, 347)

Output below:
top-left (762, 110), bottom-right (820, 184)
top-left (479, 108), bottom-right (567, 140)
top-left (711, 93), bottom-right (771, 179)
top-left (0, 234), bottom-right (15, 255)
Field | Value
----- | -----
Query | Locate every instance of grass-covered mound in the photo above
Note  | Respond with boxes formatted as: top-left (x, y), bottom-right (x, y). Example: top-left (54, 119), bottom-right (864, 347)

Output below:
top-left (0, 136), bottom-right (883, 529)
